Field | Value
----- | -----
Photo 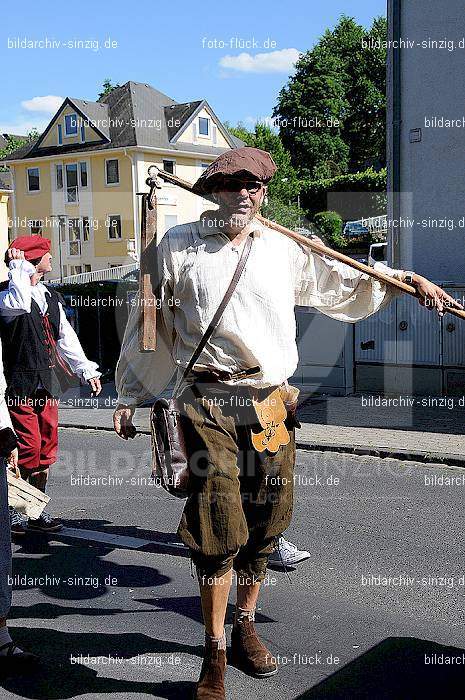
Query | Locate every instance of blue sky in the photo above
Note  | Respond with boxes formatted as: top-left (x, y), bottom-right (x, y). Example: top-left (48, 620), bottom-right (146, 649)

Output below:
top-left (1, 0), bottom-right (386, 136)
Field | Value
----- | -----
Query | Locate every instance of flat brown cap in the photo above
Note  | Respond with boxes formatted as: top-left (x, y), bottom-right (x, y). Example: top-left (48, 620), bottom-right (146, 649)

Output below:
top-left (192, 146), bottom-right (277, 195)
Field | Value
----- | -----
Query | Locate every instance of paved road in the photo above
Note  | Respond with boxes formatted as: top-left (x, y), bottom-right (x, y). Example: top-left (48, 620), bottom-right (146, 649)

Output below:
top-left (3, 429), bottom-right (465, 699)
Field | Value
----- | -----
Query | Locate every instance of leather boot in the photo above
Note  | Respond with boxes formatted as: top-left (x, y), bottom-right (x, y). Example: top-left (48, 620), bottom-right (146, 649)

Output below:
top-left (230, 619), bottom-right (278, 677)
top-left (194, 638), bottom-right (226, 700)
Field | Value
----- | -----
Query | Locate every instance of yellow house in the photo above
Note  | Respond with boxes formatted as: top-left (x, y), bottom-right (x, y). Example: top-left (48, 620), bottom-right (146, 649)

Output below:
top-left (0, 81), bottom-right (242, 279)
top-left (0, 178), bottom-right (13, 281)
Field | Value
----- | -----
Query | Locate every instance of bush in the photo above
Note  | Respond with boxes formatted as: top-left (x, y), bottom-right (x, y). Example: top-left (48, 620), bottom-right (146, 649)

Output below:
top-left (313, 211), bottom-right (346, 249)
top-left (261, 197), bottom-right (303, 230)
top-left (301, 167), bottom-right (386, 218)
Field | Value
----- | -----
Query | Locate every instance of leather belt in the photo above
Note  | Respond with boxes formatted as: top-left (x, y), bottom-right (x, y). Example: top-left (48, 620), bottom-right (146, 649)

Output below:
top-left (189, 365), bottom-right (261, 383)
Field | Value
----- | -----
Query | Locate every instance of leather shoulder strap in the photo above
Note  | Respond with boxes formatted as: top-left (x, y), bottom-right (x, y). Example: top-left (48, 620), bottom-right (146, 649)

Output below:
top-left (175, 232), bottom-right (253, 393)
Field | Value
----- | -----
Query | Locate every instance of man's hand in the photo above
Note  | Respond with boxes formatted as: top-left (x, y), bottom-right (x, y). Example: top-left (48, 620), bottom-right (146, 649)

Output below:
top-left (88, 377), bottom-right (102, 396)
top-left (113, 404), bottom-right (137, 440)
top-left (6, 448), bottom-right (19, 476)
top-left (410, 274), bottom-right (464, 317)
top-left (8, 248), bottom-right (25, 262)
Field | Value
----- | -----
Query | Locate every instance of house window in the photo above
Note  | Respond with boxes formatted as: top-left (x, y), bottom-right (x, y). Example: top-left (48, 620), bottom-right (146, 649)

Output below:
top-left (59, 216), bottom-right (66, 242)
top-left (163, 159), bottom-right (175, 175)
top-left (82, 216), bottom-right (90, 241)
top-left (29, 220), bottom-right (42, 235)
top-left (79, 162), bottom-right (88, 187)
top-left (84, 264), bottom-right (91, 273)
top-left (65, 163), bottom-right (79, 203)
top-left (55, 164), bottom-right (63, 190)
top-left (71, 265), bottom-right (82, 275)
top-left (57, 124), bottom-right (63, 145)
top-left (164, 215), bottom-right (178, 233)
top-left (108, 214), bottom-right (122, 239)
top-left (105, 159), bottom-right (119, 185)
top-left (27, 167), bottom-right (40, 192)
top-left (80, 125), bottom-right (85, 143)
top-left (65, 113), bottom-right (78, 136)
top-left (198, 117), bottom-right (210, 136)
top-left (68, 218), bottom-right (81, 256)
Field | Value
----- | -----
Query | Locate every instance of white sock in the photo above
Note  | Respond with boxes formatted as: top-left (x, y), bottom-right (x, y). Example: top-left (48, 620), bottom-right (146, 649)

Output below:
top-left (206, 631), bottom-right (226, 650)
top-left (0, 627), bottom-right (23, 655)
top-left (234, 607), bottom-right (255, 625)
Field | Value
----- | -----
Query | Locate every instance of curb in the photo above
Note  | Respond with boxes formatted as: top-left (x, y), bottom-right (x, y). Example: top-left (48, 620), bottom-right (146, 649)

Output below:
top-left (58, 422), bottom-right (465, 469)
top-left (295, 441), bottom-right (465, 468)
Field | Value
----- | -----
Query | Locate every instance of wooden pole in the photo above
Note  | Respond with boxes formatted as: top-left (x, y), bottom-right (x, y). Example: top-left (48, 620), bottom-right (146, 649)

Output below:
top-left (152, 166), bottom-right (465, 322)
top-left (138, 175), bottom-right (159, 351)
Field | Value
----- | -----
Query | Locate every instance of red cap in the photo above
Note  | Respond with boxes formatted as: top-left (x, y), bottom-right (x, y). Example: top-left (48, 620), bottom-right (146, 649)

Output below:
top-left (9, 235), bottom-right (51, 262)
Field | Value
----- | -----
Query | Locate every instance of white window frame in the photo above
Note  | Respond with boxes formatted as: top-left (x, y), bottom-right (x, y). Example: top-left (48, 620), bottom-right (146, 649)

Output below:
top-left (55, 164), bottom-right (63, 190)
top-left (26, 167), bottom-right (40, 193)
top-left (82, 216), bottom-right (90, 242)
top-left (65, 163), bottom-right (79, 203)
top-left (28, 219), bottom-right (43, 235)
top-left (64, 113), bottom-right (79, 137)
top-left (67, 217), bottom-right (81, 256)
top-left (198, 116), bottom-right (210, 137)
top-left (162, 158), bottom-right (176, 175)
top-left (79, 161), bottom-right (88, 188)
top-left (105, 158), bottom-right (120, 186)
top-left (107, 214), bottom-right (122, 240)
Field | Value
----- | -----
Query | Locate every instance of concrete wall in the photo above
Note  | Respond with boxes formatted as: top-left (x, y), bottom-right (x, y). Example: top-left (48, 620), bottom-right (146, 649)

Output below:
top-left (388, 0), bottom-right (465, 282)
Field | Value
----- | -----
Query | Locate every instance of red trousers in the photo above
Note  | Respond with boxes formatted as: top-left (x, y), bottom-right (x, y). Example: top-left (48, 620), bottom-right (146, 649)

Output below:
top-left (8, 390), bottom-right (59, 470)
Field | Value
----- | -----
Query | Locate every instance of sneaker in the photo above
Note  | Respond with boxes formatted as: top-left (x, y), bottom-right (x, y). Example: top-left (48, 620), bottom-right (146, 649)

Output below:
top-left (268, 536), bottom-right (311, 569)
top-left (9, 507), bottom-right (27, 536)
top-left (27, 511), bottom-right (62, 533)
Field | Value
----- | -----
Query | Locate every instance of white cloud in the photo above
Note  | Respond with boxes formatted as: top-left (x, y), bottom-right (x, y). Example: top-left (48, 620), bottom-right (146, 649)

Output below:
top-left (21, 95), bottom-right (63, 113)
top-left (0, 119), bottom-right (49, 136)
top-left (219, 48), bottom-right (300, 74)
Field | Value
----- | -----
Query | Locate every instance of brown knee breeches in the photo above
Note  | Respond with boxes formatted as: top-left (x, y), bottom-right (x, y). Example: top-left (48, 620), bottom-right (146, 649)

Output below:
top-left (176, 383), bottom-right (295, 582)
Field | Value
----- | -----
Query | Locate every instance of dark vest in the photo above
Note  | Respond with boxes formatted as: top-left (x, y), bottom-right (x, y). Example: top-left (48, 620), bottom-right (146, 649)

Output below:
top-left (0, 283), bottom-right (76, 399)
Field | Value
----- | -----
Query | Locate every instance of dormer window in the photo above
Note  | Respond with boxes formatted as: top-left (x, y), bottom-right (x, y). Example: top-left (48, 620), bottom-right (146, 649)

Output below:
top-left (198, 117), bottom-right (210, 136)
top-left (65, 113), bottom-right (78, 137)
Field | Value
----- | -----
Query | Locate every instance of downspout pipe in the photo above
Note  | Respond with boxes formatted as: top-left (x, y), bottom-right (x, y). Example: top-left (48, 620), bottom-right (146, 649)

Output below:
top-left (387, 0), bottom-right (402, 267)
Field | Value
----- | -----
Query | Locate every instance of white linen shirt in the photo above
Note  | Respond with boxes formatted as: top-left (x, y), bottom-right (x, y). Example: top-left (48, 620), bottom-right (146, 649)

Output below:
top-left (116, 218), bottom-right (405, 406)
top-left (0, 260), bottom-right (100, 382)
top-left (0, 339), bottom-right (12, 430)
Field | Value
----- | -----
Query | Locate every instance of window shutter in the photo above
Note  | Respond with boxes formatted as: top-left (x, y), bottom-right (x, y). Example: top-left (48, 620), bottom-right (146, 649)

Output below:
top-left (192, 122), bottom-right (197, 142)
top-left (212, 125), bottom-right (217, 144)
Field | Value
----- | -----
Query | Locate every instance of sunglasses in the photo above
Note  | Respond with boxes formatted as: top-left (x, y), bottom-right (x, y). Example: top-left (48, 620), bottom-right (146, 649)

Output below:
top-left (219, 178), bottom-right (263, 194)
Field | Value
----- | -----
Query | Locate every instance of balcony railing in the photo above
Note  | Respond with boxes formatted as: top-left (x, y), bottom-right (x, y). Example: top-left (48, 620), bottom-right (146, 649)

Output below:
top-left (66, 186), bottom-right (79, 204)
top-left (49, 263), bottom-right (138, 285)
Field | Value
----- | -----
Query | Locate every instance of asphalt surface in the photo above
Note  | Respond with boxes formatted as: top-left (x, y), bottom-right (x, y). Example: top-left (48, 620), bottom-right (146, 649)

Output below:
top-left (3, 429), bottom-right (465, 699)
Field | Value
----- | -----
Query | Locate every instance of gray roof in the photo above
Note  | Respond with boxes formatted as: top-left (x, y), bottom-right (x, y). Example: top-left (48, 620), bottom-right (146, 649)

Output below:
top-left (0, 172), bottom-right (12, 190)
top-left (0, 133), bottom-right (28, 150)
top-left (1, 81), bottom-right (241, 162)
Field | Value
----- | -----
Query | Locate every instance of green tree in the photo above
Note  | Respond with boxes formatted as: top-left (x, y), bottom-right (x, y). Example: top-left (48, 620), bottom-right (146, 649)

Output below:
top-left (227, 122), bottom-right (303, 227)
top-left (0, 129), bottom-right (40, 170)
top-left (98, 78), bottom-right (121, 100)
top-left (274, 15), bottom-right (387, 178)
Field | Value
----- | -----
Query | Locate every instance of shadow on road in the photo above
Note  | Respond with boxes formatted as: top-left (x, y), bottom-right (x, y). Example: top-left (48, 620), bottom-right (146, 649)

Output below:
top-left (0, 627), bottom-right (199, 699)
top-left (12, 537), bottom-right (170, 600)
top-left (294, 637), bottom-right (465, 699)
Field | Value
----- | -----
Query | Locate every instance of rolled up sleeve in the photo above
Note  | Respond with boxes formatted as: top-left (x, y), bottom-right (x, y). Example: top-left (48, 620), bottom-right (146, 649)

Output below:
top-left (294, 244), bottom-right (405, 323)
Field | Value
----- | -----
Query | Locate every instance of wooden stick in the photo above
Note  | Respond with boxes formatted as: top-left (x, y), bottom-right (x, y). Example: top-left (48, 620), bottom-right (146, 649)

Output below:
top-left (138, 179), bottom-right (158, 351)
top-left (153, 166), bottom-right (465, 322)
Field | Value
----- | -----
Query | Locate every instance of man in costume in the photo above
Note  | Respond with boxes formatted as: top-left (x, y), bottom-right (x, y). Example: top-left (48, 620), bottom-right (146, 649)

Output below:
top-left (0, 236), bottom-right (101, 535)
top-left (113, 147), bottom-right (457, 699)
top-left (0, 336), bottom-right (37, 665)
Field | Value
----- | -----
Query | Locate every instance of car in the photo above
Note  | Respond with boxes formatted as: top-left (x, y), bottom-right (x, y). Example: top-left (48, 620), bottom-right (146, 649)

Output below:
top-left (343, 221), bottom-right (370, 237)
top-left (368, 242), bottom-right (388, 267)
